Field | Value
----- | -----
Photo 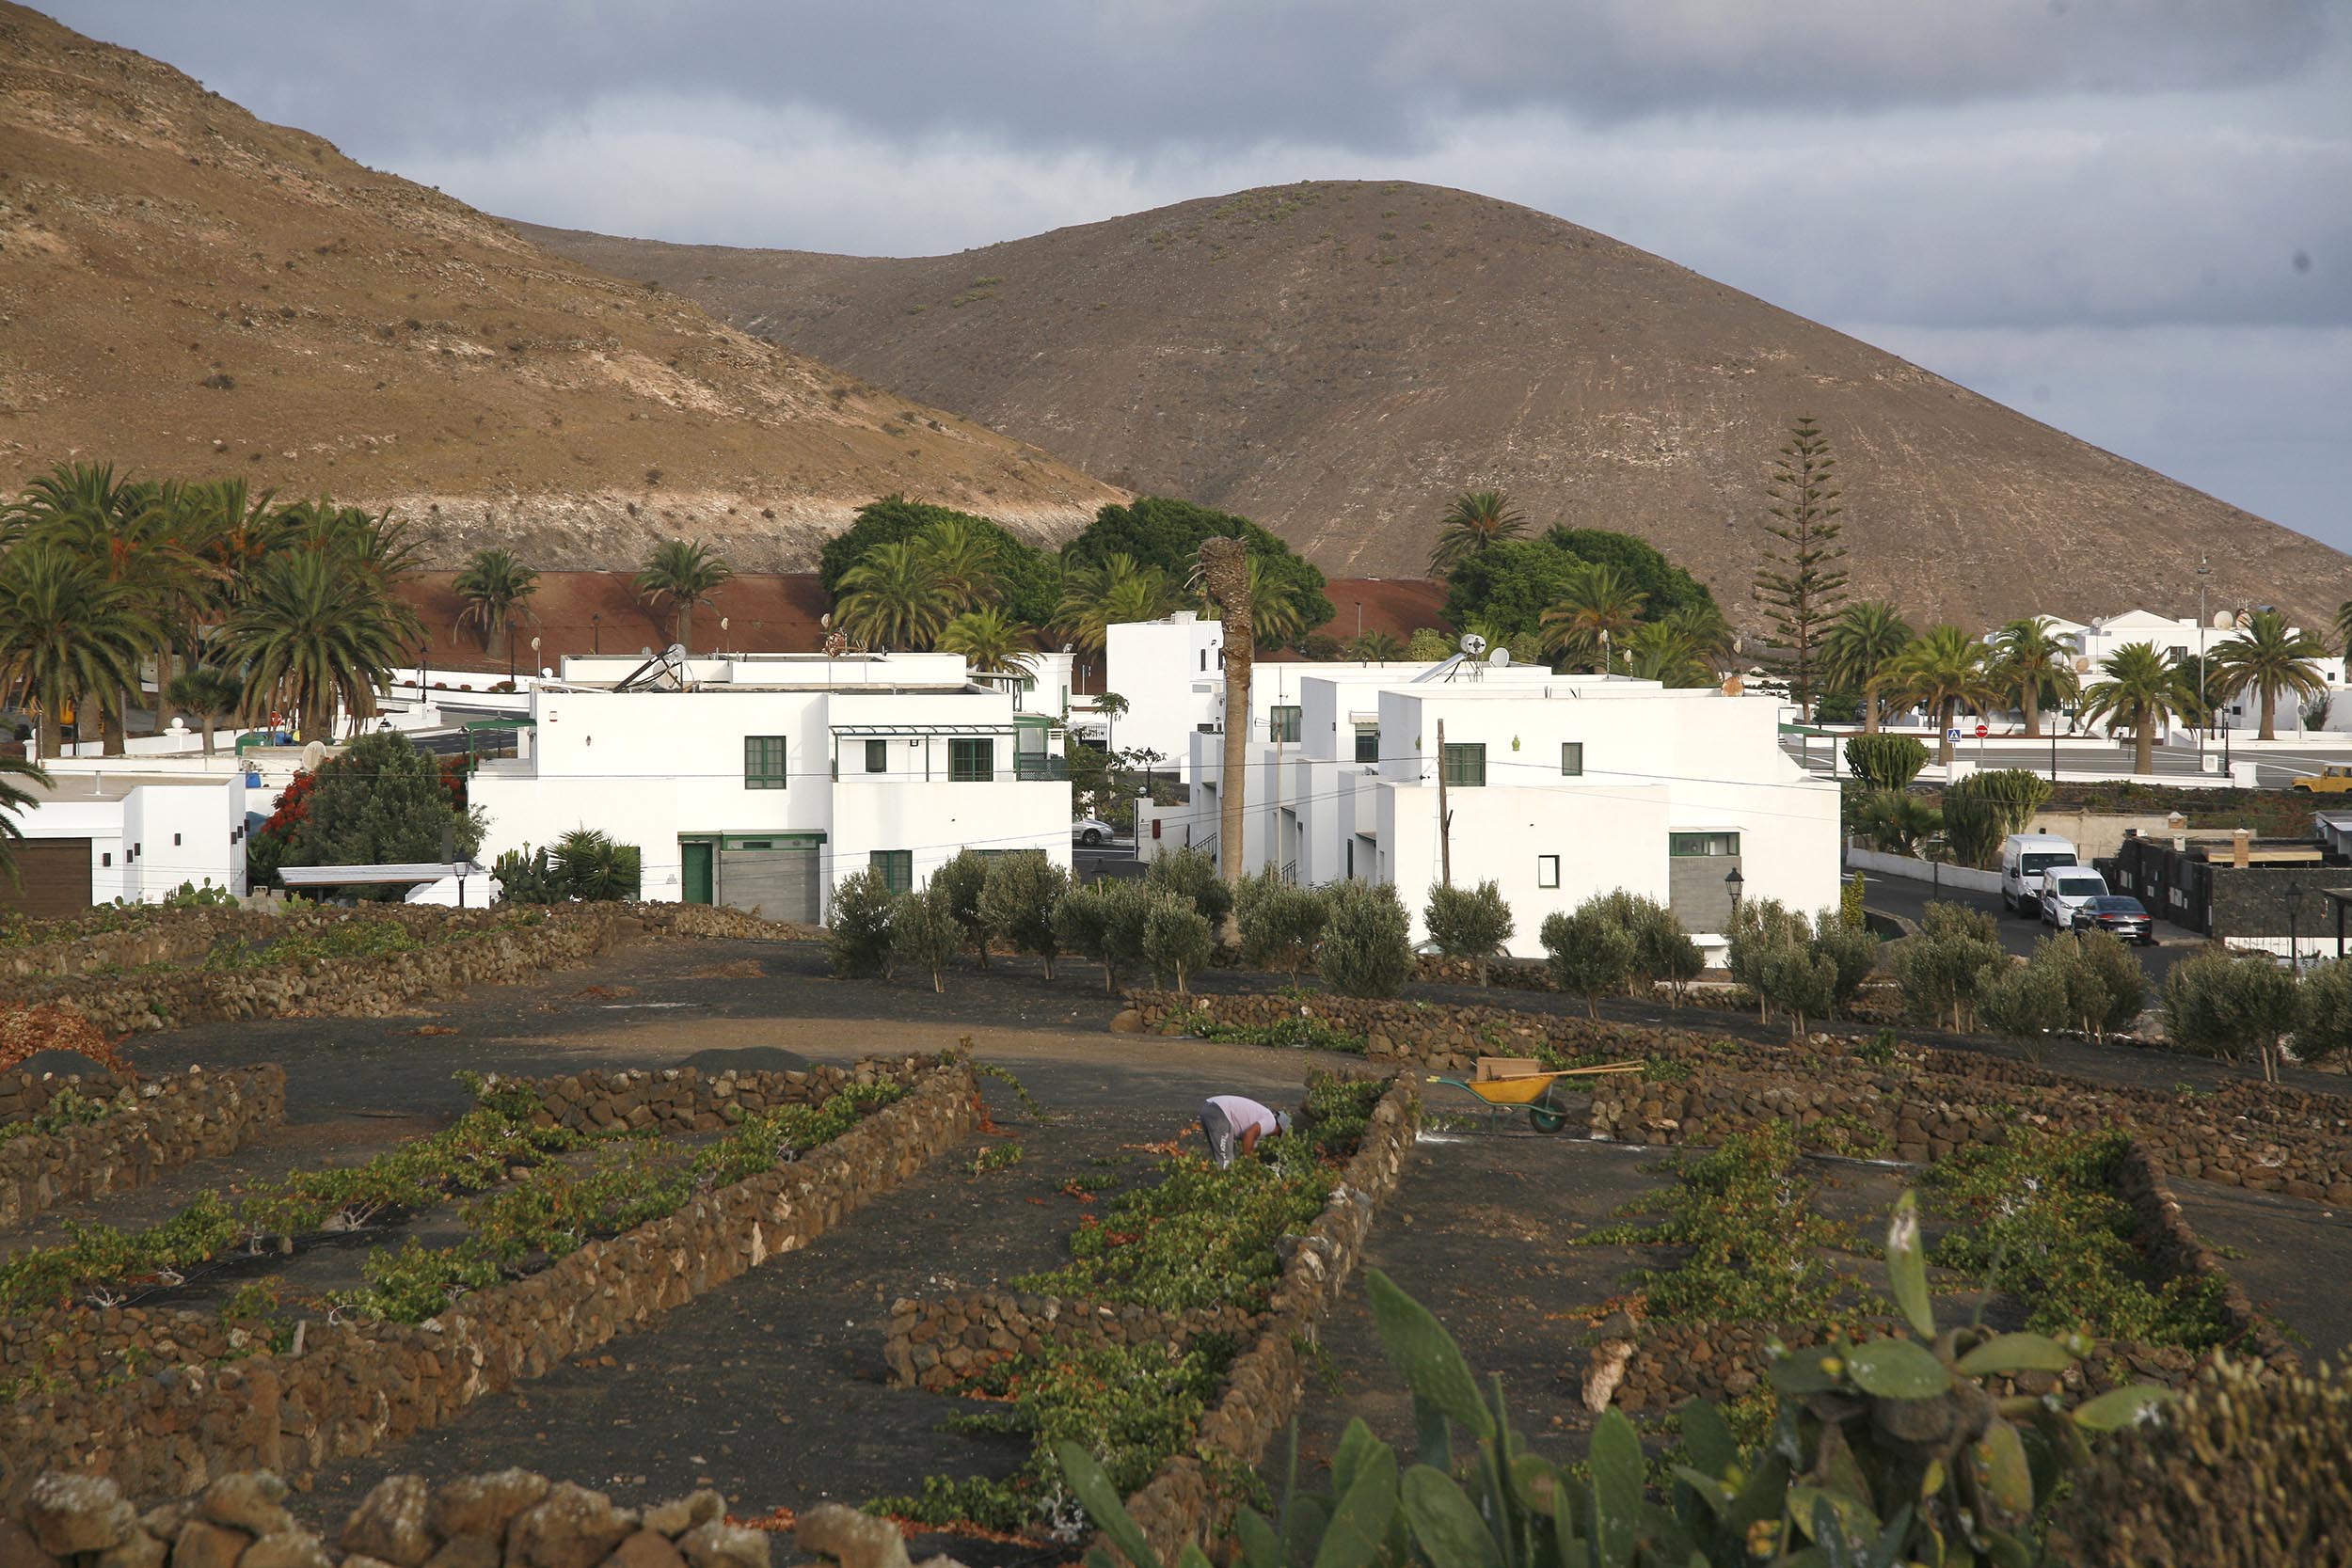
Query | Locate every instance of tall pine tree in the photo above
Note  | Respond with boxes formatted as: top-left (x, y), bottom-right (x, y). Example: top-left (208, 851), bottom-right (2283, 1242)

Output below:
top-left (1753, 414), bottom-right (1850, 714)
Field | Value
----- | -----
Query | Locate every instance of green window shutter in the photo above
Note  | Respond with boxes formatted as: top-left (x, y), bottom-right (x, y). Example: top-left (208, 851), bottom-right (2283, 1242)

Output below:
top-left (1270, 705), bottom-right (1302, 743)
top-left (1561, 741), bottom-right (1583, 777)
top-left (1442, 742), bottom-right (1486, 787)
top-left (1354, 726), bottom-right (1380, 763)
top-left (744, 736), bottom-right (788, 789)
top-left (869, 849), bottom-right (913, 895)
top-left (949, 736), bottom-right (994, 783)
top-left (865, 738), bottom-right (888, 773)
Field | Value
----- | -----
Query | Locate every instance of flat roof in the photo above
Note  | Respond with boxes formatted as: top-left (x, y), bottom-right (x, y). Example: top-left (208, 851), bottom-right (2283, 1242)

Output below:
top-left (21, 772), bottom-right (240, 803)
top-left (278, 862), bottom-right (481, 886)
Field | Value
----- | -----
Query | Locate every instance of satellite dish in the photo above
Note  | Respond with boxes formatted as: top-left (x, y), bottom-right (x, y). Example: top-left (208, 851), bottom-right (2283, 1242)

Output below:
top-left (2212, 611), bottom-right (2233, 629)
top-left (1459, 632), bottom-right (1488, 657)
top-left (2073, 655), bottom-right (2092, 673)
top-left (820, 612), bottom-right (832, 628)
top-left (300, 741), bottom-right (328, 772)
top-left (1488, 647), bottom-right (1512, 668)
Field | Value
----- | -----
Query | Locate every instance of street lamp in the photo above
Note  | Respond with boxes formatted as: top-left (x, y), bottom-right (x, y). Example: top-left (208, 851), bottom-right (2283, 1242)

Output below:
top-left (2197, 555), bottom-right (2211, 766)
top-left (1724, 865), bottom-right (1745, 916)
top-left (2287, 877), bottom-right (2305, 973)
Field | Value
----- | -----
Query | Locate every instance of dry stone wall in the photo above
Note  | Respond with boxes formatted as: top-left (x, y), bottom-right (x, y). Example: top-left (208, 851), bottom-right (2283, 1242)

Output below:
top-left (508, 1062), bottom-right (883, 1139)
top-left (1134, 991), bottom-right (2352, 1204)
top-left (0, 1066), bottom-right (285, 1230)
top-left (0, 1057), bottom-right (978, 1511)
top-left (5, 1467), bottom-right (773, 1568)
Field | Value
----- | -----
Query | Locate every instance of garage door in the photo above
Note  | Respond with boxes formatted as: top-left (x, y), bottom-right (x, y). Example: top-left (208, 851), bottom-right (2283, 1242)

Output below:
top-left (717, 835), bottom-right (821, 924)
top-left (0, 839), bottom-right (92, 919)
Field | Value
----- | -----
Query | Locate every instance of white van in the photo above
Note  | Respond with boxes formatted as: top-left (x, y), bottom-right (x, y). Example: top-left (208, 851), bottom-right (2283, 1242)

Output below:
top-left (2039, 867), bottom-right (2110, 927)
top-left (1999, 833), bottom-right (2078, 915)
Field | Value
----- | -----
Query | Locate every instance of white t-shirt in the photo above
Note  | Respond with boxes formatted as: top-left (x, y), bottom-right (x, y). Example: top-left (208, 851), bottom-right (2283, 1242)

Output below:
top-left (1205, 1095), bottom-right (1279, 1136)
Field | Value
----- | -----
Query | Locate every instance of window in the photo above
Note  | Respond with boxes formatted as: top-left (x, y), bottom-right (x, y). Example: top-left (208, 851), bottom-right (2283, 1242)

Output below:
top-left (1537, 855), bottom-right (1560, 889)
top-left (1560, 741), bottom-right (1584, 777)
top-left (870, 850), bottom-right (913, 895)
top-left (1669, 832), bottom-right (1741, 857)
top-left (1441, 742), bottom-right (1486, 787)
top-left (1355, 726), bottom-right (1380, 763)
top-left (864, 738), bottom-right (888, 773)
top-left (744, 736), bottom-right (788, 789)
top-left (949, 736), bottom-right (994, 782)
top-left (1270, 705), bottom-right (1301, 743)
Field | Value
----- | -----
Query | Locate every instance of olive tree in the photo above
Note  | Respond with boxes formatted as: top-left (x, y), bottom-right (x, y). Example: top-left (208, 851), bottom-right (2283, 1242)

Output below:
top-left (979, 850), bottom-right (1070, 978)
top-left (1424, 880), bottom-right (1515, 986)
top-left (891, 882), bottom-right (961, 993)
top-left (1239, 875), bottom-right (1328, 984)
top-left (1319, 880), bottom-right (1414, 999)
top-left (1540, 901), bottom-right (1637, 1019)
top-left (1142, 893), bottom-right (1215, 996)
top-left (826, 867), bottom-right (897, 979)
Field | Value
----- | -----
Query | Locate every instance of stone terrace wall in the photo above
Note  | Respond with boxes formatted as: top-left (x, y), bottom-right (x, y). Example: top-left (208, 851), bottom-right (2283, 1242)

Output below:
top-left (507, 1061), bottom-right (889, 1138)
top-left (1135, 990), bottom-right (2352, 1204)
top-left (0, 1066), bottom-right (135, 1123)
top-left (1115, 1075), bottom-right (1421, 1565)
top-left (0, 1066), bottom-right (285, 1230)
top-left (0, 1057), bottom-right (979, 1510)
top-left (882, 1292), bottom-right (1259, 1394)
top-left (7, 1467), bottom-right (774, 1568)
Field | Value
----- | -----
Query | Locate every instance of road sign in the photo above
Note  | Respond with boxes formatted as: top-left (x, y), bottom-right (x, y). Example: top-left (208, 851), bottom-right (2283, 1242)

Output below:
top-left (1975, 723), bottom-right (1989, 738)
top-left (1946, 728), bottom-right (1963, 742)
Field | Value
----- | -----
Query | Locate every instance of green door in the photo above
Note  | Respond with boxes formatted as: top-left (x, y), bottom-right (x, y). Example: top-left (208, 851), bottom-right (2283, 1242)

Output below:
top-left (680, 840), bottom-right (715, 905)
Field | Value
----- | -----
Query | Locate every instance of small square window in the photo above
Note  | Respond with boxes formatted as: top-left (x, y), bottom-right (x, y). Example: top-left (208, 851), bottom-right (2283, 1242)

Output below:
top-left (743, 736), bottom-right (788, 789)
top-left (1355, 726), bottom-right (1379, 764)
top-left (173, 832), bottom-right (183, 847)
top-left (1560, 741), bottom-right (1583, 777)
top-left (1536, 855), bottom-right (1560, 889)
top-left (870, 849), bottom-right (913, 895)
top-left (865, 738), bottom-right (888, 773)
top-left (1270, 705), bottom-right (1301, 743)
top-left (949, 736), bottom-right (994, 782)
top-left (1669, 832), bottom-right (1741, 858)
top-left (102, 852), bottom-right (113, 868)
top-left (1441, 742), bottom-right (1486, 788)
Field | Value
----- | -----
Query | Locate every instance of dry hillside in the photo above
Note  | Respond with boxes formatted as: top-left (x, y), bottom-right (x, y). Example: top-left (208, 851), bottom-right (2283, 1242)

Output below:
top-left (0, 3), bottom-right (1118, 569)
top-left (526, 182), bottom-right (2352, 630)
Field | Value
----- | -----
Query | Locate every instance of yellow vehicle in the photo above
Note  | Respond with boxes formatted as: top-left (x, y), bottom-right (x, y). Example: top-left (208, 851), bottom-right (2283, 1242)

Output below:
top-left (2293, 766), bottom-right (2352, 794)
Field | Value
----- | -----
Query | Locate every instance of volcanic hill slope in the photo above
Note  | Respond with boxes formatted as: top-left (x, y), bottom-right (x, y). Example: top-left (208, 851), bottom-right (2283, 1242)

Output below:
top-left (525, 182), bottom-right (2351, 629)
top-left (0, 3), bottom-right (1117, 569)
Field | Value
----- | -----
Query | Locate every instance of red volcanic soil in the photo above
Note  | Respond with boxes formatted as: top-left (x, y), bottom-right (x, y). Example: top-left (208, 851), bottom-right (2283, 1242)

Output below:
top-left (402, 575), bottom-right (1448, 674)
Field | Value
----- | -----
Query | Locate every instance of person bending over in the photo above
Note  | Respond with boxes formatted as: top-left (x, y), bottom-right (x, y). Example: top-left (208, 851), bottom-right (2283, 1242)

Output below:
top-left (1200, 1094), bottom-right (1290, 1168)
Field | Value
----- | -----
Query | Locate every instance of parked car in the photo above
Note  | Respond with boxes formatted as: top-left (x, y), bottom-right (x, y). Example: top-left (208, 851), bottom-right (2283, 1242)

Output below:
top-left (2000, 832), bottom-right (2079, 915)
top-left (2293, 765), bottom-right (2352, 794)
top-left (2040, 867), bottom-right (2111, 927)
top-left (1072, 816), bottom-right (1118, 847)
top-left (2070, 895), bottom-right (2154, 944)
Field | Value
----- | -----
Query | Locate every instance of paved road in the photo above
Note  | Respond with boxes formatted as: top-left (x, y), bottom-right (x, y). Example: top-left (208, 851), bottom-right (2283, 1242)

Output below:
top-left (1859, 868), bottom-right (2199, 984)
top-left (1785, 735), bottom-right (2352, 787)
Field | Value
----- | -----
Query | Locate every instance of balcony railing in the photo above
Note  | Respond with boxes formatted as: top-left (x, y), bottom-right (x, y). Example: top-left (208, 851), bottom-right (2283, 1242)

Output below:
top-left (1013, 753), bottom-right (1069, 782)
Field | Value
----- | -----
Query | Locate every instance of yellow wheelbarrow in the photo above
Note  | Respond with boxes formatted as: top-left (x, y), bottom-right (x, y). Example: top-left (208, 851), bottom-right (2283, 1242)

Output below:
top-left (1425, 1056), bottom-right (1644, 1134)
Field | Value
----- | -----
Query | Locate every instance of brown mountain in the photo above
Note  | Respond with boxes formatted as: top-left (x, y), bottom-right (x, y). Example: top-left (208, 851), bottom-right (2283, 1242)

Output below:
top-left (0, 4), bottom-right (1116, 569)
top-left (523, 182), bottom-right (2350, 631)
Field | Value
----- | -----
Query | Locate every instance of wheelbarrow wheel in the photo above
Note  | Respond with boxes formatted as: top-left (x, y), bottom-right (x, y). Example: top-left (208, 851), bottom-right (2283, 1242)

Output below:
top-left (1527, 1103), bottom-right (1571, 1135)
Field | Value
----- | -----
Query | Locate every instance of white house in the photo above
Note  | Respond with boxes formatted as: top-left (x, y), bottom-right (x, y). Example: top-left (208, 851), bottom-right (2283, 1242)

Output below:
top-left (1, 770), bottom-right (249, 915)
top-left (1104, 612), bottom-right (1226, 775)
top-left (469, 651), bottom-right (1073, 921)
top-left (1144, 669), bottom-right (1840, 958)
top-left (2067, 609), bottom-right (2346, 737)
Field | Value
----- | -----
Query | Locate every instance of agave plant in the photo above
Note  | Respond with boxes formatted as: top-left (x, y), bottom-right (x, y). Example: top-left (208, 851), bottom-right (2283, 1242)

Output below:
top-left (1059, 1191), bottom-right (2171, 1568)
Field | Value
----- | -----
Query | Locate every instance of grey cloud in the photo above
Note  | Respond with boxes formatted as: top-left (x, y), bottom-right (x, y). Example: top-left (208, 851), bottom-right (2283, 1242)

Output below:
top-left (48, 0), bottom-right (2341, 161)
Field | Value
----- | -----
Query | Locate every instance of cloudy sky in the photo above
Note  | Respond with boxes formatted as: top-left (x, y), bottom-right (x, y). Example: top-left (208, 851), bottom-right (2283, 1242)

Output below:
top-left (54, 1), bottom-right (2352, 550)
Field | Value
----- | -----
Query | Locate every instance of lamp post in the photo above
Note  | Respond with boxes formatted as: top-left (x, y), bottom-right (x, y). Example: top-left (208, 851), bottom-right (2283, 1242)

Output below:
top-left (591, 613), bottom-right (601, 654)
top-left (420, 637), bottom-right (430, 701)
top-left (506, 635), bottom-right (516, 685)
top-left (1724, 864), bottom-right (1745, 918)
top-left (2287, 877), bottom-right (2305, 974)
top-left (2197, 555), bottom-right (2211, 764)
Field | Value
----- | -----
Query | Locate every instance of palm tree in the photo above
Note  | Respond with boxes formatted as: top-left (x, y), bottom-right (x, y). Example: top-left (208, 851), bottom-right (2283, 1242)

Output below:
top-left (634, 539), bottom-right (733, 654)
top-left (1429, 489), bottom-right (1527, 573)
top-left (835, 540), bottom-right (957, 651)
top-left (914, 517), bottom-right (1002, 610)
top-left (2336, 598), bottom-right (2352, 669)
top-left (1053, 553), bottom-right (1177, 655)
top-left (2210, 610), bottom-right (2327, 741)
top-left (1538, 562), bottom-right (1648, 672)
top-left (1343, 629), bottom-right (1405, 661)
top-left (1195, 555), bottom-right (1312, 649)
top-left (0, 752), bottom-right (54, 887)
top-left (1621, 620), bottom-right (1711, 687)
top-left (1819, 601), bottom-right (1915, 733)
top-left (0, 547), bottom-right (155, 757)
top-left (1987, 617), bottom-right (2079, 739)
top-left (1883, 625), bottom-right (1994, 765)
top-left (1663, 602), bottom-right (1738, 675)
top-left (2080, 641), bottom-right (2195, 775)
top-left (220, 548), bottom-right (408, 742)
top-left (165, 666), bottom-right (246, 757)
top-left (937, 606), bottom-right (1032, 673)
top-left (452, 548), bottom-right (540, 658)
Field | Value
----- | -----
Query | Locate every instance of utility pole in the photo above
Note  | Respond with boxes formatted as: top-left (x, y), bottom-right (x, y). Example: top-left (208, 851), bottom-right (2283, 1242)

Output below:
top-left (1436, 717), bottom-right (1453, 888)
top-left (2198, 554), bottom-right (2211, 767)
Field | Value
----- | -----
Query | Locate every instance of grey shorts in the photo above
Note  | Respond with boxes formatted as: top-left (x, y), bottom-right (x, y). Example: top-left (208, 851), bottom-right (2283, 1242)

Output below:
top-left (1200, 1101), bottom-right (1241, 1167)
